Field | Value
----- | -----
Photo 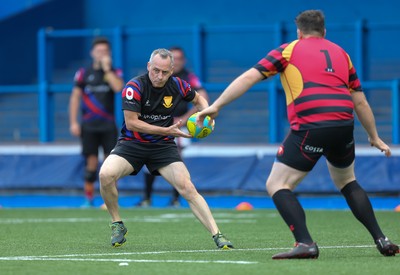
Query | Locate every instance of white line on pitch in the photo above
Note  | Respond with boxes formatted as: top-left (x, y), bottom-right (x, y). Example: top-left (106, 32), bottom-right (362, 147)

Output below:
top-left (0, 213), bottom-right (266, 224)
top-left (0, 245), bottom-right (375, 262)
top-left (0, 257), bottom-right (257, 265)
top-left (35, 245), bottom-right (375, 258)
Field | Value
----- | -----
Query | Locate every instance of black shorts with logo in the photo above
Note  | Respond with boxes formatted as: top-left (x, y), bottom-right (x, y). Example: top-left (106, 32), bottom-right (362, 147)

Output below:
top-left (276, 126), bottom-right (355, 172)
top-left (110, 140), bottom-right (182, 175)
top-left (81, 126), bottom-right (118, 157)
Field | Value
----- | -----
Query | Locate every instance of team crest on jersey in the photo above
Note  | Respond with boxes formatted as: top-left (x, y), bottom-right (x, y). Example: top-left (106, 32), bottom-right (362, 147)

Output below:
top-left (163, 96), bottom-right (173, 108)
top-left (125, 87), bottom-right (134, 100)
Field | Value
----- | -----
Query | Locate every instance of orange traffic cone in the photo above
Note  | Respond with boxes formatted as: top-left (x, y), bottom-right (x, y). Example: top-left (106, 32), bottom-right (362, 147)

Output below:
top-left (394, 204), bottom-right (400, 212)
top-left (235, 202), bottom-right (254, 211)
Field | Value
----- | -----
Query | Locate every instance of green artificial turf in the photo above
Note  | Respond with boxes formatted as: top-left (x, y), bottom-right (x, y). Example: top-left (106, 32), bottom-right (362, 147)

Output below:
top-left (0, 208), bottom-right (398, 275)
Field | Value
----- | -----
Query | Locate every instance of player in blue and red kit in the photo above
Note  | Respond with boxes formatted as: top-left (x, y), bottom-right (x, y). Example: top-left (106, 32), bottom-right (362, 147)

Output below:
top-left (137, 46), bottom-right (209, 207)
top-left (69, 37), bottom-right (124, 207)
top-left (99, 48), bottom-right (233, 249)
top-left (197, 10), bottom-right (398, 259)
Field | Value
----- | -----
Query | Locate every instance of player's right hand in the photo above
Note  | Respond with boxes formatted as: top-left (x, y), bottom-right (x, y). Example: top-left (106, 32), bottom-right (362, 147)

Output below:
top-left (168, 120), bottom-right (192, 138)
top-left (70, 122), bottom-right (81, 137)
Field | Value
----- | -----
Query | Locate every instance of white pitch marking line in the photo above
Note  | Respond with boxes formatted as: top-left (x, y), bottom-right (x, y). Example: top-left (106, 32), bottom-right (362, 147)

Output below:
top-left (0, 218), bottom-right (107, 224)
top-left (0, 245), bottom-right (375, 263)
top-left (0, 218), bottom-right (258, 224)
top-left (0, 213), bottom-right (263, 224)
top-left (0, 257), bottom-right (257, 265)
top-left (37, 245), bottom-right (374, 258)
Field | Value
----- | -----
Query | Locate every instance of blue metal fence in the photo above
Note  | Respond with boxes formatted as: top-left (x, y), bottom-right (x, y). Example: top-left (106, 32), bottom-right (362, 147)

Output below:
top-left (0, 22), bottom-right (399, 143)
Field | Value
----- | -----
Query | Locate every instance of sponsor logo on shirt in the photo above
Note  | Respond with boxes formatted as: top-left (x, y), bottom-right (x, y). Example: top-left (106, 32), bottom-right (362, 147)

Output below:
top-left (141, 114), bottom-right (171, 121)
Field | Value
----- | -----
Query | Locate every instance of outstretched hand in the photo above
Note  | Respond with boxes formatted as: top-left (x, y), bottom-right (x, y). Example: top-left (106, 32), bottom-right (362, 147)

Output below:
top-left (196, 105), bottom-right (219, 128)
top-left (168, 120), bottom-right (192, 138)
top-left (369, 137), bottom-right (391, 157)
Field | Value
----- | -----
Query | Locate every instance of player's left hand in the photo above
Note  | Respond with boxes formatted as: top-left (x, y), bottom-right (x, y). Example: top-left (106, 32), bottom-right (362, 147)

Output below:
top-left (173, 115), bottom-right (186, 125)
top-left (168, 120), bottom-right (192, 138)
top-left (369, 137), bottom-right (391, 157)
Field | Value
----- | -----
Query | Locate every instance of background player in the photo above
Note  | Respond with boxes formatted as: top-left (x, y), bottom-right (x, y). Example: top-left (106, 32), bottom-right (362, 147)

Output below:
top-left (69, 37), bottom-right (124, 207)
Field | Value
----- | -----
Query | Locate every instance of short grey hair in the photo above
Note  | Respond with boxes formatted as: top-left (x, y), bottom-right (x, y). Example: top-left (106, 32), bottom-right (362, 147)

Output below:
top-left (149, 48), bottom-right (174, 67)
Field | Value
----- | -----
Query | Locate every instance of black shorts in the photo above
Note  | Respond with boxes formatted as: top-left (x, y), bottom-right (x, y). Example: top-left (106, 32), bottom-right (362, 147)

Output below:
top-left (110, 140), bottom-right (182, 175)
top-left (276, 126), bottom-right (355, 172)
top-left (81, 127), bottom-right (118, 156)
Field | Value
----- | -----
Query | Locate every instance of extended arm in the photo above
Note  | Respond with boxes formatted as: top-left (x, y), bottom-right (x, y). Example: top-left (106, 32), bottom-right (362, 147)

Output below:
top-left (69, 86), bottom-right (82, 137)
top-left (197, 68), bottom-right (264, 121)
top-left (351, 91), bottom-right (391, 156)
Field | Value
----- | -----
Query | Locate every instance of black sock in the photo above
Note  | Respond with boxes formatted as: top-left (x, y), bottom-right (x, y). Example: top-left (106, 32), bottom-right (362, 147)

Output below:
top-left (144, 173), bottom-right (155, 200)
top-left (341, 180), bottom-right (384, 240)
top-left (272, 189), bottom-right (313, 244)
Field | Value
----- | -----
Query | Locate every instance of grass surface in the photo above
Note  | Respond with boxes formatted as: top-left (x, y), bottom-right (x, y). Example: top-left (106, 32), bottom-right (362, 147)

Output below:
top-left (0, 208), bottom-right (399, 274)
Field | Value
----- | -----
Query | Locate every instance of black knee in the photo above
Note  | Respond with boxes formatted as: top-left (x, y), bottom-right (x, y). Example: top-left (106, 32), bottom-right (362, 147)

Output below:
top-left (84, 170), bottom-right (97, 183)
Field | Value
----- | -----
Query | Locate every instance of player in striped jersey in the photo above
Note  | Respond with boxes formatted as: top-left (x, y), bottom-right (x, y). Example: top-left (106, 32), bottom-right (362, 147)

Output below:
top-left (197, 10), bottom-right (398, 259)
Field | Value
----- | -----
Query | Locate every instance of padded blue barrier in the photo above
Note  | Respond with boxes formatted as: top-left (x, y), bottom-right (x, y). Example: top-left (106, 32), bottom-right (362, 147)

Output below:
top-left (0, 154), bottom-right (85, 189)
top-left (0, 146), bottom-right (399, 193)
top-left (242, 155), bottom-right (400, 193)
top-left (149, 156), bottom-right (259, 192)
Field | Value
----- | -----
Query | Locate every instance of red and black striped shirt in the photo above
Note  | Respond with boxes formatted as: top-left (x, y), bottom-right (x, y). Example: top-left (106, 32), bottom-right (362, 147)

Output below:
top-left (254, 37), bottom-right (362, 130)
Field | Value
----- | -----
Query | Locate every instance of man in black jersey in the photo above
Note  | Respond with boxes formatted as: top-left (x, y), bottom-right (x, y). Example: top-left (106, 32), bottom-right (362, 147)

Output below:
top-left (137, 46), bottom-right (209, 207)
top-left (99, 48), bottom-right (233, 249)
top-left (69, 37), bottom-right (124, 207)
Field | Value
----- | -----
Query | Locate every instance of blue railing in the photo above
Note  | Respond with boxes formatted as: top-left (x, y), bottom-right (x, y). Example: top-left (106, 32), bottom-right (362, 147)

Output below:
top-left (0, 22), bottom-right (399, 143)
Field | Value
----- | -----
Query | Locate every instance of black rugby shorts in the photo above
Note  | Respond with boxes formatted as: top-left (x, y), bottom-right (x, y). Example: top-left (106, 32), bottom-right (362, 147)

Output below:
top-left (276, 126), bottom-right (355, 172)
top-left (81, 127), bottom-right (118, 156)
top-left (110, 140), bottom-right (182, 175)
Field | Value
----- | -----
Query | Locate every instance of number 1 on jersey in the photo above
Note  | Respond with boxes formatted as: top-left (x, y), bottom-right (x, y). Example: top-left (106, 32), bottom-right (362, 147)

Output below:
top-left (320, 49), bottom-right (335, 73)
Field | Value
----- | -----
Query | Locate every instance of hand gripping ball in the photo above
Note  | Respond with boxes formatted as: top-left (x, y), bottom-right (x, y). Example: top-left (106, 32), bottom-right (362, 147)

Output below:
top-left (186, 112), bottom-right (215, 138)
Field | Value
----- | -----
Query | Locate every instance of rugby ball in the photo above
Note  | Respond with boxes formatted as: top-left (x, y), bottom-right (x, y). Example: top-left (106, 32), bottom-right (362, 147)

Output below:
top-left (186, 112), bottom-right (215, 138)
